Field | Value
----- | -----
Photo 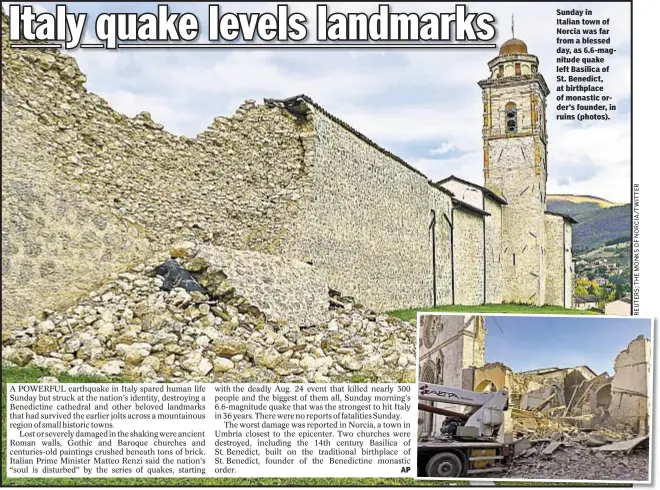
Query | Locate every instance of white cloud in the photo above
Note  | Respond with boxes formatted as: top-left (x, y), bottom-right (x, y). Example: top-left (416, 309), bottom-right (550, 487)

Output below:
top-left (11, 1), bottom-right (631, 202)
top-left (430, 143), bottom-right (457, 156)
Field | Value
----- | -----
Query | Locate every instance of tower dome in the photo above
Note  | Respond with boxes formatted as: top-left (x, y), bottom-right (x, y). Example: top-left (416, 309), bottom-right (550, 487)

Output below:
top-left (499, 38), bottom-right (528, 55)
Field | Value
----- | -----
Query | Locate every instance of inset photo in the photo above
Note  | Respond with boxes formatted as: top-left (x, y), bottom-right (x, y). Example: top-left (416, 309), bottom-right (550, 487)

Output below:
top-left (416, 314), bottom-right (652, 483)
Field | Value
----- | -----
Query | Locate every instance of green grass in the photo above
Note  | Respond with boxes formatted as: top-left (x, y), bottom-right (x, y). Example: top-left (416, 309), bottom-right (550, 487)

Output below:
top-left (389, 304), bottom-right (598, 321)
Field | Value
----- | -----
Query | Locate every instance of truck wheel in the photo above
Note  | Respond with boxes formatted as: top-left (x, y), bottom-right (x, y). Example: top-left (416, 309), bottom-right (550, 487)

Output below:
top-left (425, 452), bottom-right (463, 477)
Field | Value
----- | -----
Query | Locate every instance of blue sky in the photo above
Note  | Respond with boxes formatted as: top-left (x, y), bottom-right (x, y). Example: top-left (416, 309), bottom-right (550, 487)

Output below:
top-left (484, 316), bottom-right (652, 375)
top-left (3, 1), bottom-right (632, 202)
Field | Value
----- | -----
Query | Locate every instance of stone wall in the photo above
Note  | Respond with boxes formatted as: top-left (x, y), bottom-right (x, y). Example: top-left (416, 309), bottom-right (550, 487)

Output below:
top-left (453, 209), bottom-right (485, 306)
top-left (564, 223), bottom-right (574, 308)
top-left (487, 135), bottom-right (545, 304)
top-left (608, 336), bottom-right (651, 434)
top-left (485, 197), bottom-right (503, 304)
top-left (544, 215), bottom-right (566, 307)
top-left (3, 6), bottom-right (570, 322)
top-left (285, 105), bottom-right (455, 311)
top-left (544, 216), bottom-right (574, 308)
top-left (2, 13), bottom-right (310, 327)
top-left (431, 195), bottom-right (454, 307)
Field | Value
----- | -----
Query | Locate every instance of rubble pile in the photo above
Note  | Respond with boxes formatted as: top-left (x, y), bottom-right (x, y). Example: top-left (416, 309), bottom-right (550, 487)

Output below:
top-left (507, 433), bottom-right (649, 481)
top-left (2, 245), bottom-right (417, 384)
top-left (507, 405), bottom-right (649, 481)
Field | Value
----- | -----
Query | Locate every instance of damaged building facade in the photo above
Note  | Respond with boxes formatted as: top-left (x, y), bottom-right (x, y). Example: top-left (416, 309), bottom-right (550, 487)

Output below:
top-left (2, 25), bottom-right (575, 330)
top-left (469, 337), bottom-right (651, 437)
top-left (417, 314), bottom-right (487, 439)
top-left (418, 316), bottom-right (651, 445)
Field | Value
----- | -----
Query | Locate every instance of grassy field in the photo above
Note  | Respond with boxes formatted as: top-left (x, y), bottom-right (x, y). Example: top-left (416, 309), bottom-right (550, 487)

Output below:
top-left (389, 304), bottom-right (598, 322)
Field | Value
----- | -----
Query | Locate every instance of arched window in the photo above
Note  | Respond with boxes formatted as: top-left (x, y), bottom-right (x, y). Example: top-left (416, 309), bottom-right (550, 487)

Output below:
top-left (419, 361), bottom-right (438, 438)
top-left (505, 102), bottom-right (517, 134)
top-left (420, 361), bottom-right (437, 384)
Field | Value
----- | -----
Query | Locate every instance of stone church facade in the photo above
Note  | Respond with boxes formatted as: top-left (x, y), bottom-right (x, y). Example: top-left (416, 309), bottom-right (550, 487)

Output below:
top-left (418, 315), bottom-right (486, 439)
top-left (276, 37), bottom-right (576, 310)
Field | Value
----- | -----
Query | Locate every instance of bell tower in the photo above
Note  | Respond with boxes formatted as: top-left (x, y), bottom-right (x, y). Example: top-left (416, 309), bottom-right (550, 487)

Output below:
top-left (479, 34), bottom-right (550, 305)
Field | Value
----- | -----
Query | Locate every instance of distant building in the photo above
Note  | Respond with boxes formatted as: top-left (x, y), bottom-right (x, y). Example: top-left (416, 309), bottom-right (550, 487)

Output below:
top-left (575, 295), bottom-right (600, 310)
top-left (605, 297), bottom-right (632, 316)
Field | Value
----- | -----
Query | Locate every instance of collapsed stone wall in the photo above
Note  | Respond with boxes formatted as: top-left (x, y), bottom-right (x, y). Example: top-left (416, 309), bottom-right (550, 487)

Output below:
top-left (2, 244), bottom-right (417, 383)
top-left (609, 336), bottom-right (651, 434)
top-left (1, 11), bottom-right (310, 327)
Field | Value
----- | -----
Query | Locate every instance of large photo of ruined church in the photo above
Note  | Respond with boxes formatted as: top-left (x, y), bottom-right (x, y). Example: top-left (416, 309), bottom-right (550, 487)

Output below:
top-left (417, 314), bottom-right (651, 481)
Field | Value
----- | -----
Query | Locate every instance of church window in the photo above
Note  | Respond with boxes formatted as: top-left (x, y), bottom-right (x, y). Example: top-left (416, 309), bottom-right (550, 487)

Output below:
top-left (512, 254), bottom-right (516, 265)
top-left (421, 361), bottom-right (437, 383)
top-left (505, 102), bottom-right (518, 133)
top-left (497, 65), bottom-right (504, 78)
top-left (422, 315), bottom-right (441, 348)
top-left (436, 352), bottom-right (444, 384)
top-left (515, 63), bottom-right (521, 75)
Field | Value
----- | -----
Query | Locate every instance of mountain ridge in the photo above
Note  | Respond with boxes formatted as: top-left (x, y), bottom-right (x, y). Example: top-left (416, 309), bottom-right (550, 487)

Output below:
top-left (547, 194), bottom-right (627, 208)
top-left (546, 195), bottom-right (631, 253)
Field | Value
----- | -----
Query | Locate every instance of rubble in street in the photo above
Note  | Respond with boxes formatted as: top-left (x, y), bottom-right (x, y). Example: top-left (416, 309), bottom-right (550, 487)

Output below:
top-left (468, 335), bottom-right (651, 481)
top-left (504, 411), bottom-right (650, 481)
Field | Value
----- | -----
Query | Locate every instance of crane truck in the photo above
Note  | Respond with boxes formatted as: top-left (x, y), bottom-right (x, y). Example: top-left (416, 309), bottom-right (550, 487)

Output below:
top-left (417, 382), bottom-right (514, 478)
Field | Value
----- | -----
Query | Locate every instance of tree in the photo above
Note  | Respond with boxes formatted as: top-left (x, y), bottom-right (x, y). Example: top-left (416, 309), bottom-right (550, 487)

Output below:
top-left (615, 283), bottom-right (625, 299)
top-left (588, 281), bottom-right (603, 297)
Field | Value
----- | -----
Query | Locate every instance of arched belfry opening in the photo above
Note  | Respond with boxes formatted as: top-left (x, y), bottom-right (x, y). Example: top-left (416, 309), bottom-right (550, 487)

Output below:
top-left (505, 102), bottom-right (518, 134)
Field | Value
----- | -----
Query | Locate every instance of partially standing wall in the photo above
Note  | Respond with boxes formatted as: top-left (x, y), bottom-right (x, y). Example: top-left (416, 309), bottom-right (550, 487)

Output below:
top-left (608, 336), bottom-right (651, 434)
top-left (1, 16), bottom-right (311, 328)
